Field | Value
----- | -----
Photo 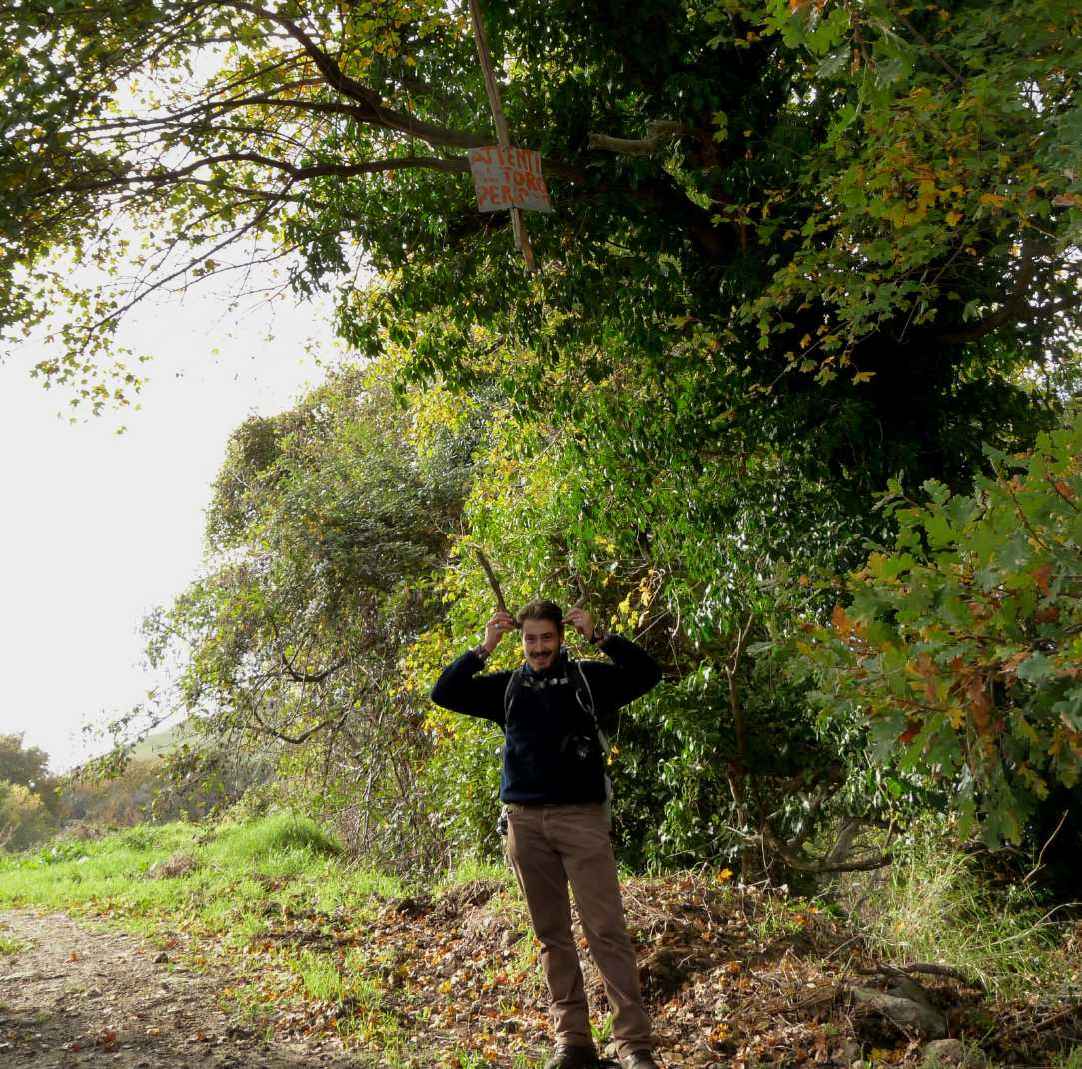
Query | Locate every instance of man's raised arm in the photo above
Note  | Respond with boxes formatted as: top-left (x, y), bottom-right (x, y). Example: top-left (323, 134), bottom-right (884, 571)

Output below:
top-left (564, 606), bottom-right (662, 709)
top-left (429, 611), bottom-right (517, 723)
top-left (584, 636), bottom-right (657, 709)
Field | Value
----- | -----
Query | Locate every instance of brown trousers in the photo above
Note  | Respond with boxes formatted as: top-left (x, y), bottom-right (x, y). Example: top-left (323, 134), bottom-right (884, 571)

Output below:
top-left (505, 802), bottom-right (652, 1059)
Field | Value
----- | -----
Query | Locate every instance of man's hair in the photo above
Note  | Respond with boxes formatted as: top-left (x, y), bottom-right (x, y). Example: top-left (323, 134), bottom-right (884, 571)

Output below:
top-left (516, 599), bottom-right (564, 631)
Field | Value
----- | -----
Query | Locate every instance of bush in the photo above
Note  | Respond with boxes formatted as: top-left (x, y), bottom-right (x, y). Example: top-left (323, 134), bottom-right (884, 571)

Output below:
top-left (802, 406), bottom-right (1082, 848)
top-left (210, 813), bottom-right (342, 862)
top-left (0, 782), bottom-right (56, 852)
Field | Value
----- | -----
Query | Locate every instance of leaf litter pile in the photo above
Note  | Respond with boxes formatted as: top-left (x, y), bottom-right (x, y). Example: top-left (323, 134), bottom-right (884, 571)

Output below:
top-left (207, 871), bottom-right (1082, 1068)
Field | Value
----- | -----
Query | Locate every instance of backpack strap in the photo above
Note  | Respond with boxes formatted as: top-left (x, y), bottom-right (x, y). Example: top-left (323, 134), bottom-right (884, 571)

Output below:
top-left (504, 658), bottom-right (608, 750)
top-left (572, 659), bottom-right (609, 753)
top-left (573, 659), bottom-right (613, 805)
top-left (501, 658), bottom-right (614, 810)
top-left (503, 665), bottom-right (525, 723)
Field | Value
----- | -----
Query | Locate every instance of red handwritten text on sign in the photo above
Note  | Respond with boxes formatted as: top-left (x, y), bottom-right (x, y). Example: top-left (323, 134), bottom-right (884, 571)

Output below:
top-left (468, 146), bottom-right (552, 214)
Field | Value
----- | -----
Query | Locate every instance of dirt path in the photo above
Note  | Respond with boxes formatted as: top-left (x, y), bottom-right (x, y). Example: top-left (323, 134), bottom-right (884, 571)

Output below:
top-left (0, 910), bottom-right (374, 1069)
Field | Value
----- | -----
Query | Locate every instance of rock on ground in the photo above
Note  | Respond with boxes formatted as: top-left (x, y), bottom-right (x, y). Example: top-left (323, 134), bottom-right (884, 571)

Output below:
top-left (922, 1038), bottom-right (988, 1068)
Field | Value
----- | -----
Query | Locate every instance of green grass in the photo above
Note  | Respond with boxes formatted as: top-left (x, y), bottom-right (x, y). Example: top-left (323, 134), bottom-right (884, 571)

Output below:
top-left (0, 812), bottom-right (426, 1057)
top-left (1055, 1047), bottom-right (1082, 1069)
top-left (206, 812), bottom-right (342, 863)
top-left (0, 813), bottom-right (403, 919)
top-left (0, 822), bottom-right (199, 916)
top-left (295, 947), bottom-right (347, 1001)
top-left (432, 851), bottom-right (516, 897)
top-left (0, 933), bottom-right (26, 957)
top-left (0, 813), bottom-right (407, 979)
top-left (856, 830), bottom-right (1074, 999)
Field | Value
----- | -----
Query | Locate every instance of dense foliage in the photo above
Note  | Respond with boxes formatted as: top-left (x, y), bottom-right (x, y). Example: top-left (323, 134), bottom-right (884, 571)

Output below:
top-left (4, 1), bottom-right (1079, 421)
top-left (140, 362), bottom-right (481, 868)
top-left (6, 1), bottom-right (1080, 875)
top-left (801, 408), bottom-right (1082, 849)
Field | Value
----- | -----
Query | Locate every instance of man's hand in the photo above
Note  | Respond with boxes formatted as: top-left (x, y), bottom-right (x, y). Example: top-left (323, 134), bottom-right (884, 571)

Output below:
top-left (565, 606), bottom-right (595, 641)
top-left (482, 611), bottom-right (516, 653)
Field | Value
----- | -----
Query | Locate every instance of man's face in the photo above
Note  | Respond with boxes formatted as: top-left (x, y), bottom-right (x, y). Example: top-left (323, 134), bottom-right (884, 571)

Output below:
top-left (521, 617), bottom-right (562, 672)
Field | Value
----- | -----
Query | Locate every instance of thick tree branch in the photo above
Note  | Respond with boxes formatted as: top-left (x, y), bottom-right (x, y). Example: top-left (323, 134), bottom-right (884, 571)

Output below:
top-left (207, 0), bottom-right (586, 180)
top-left (588, 120), bottom-right (689, 157)
top-left (48, 152), bottom-right (472, 201)
top-left (475, 548), bottom-right (511, 618)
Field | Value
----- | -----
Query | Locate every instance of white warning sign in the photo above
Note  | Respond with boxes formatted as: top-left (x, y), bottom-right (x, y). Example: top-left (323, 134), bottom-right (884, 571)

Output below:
top-left (468, 146), bottom-right (552, 214)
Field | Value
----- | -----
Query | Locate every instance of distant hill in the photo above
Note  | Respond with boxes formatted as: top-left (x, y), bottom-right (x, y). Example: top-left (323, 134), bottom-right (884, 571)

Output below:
top-left (128, 725), bottom-right (193, 762)
top-left (61, 722), bottom-right (262, 827)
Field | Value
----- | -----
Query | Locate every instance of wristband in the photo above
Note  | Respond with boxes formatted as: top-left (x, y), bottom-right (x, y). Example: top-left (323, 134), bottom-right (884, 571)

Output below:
top-left (589, 629), bottom-right (608, 646)
top-left (473, 644), bottom-right (492, 663)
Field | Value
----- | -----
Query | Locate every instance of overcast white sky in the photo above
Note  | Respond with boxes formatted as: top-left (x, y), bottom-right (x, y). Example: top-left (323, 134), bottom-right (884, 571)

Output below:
top-left (0, 285), bottom-right (343, 772)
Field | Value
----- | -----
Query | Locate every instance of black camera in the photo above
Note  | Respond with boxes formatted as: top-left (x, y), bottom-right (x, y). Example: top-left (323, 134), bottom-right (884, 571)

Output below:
top-left (562, 734), bottom-right (595, 761)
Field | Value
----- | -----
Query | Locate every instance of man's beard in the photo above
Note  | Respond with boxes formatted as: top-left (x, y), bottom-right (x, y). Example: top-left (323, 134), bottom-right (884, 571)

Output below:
top-left (525, 647), bottom-right (565, 676)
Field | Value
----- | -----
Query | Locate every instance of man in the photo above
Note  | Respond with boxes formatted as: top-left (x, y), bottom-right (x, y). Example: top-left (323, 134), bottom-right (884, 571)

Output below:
top-left (430, 599), bottom-right (663, 1069)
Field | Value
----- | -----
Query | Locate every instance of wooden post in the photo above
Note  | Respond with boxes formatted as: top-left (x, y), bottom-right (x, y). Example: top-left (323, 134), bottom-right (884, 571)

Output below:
top-left (467, 0), bottom-right (537, 272)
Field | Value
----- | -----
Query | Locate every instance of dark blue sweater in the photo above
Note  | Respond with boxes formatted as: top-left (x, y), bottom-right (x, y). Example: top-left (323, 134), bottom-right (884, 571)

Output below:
top-left (429, 635), bottom-right (662, 804)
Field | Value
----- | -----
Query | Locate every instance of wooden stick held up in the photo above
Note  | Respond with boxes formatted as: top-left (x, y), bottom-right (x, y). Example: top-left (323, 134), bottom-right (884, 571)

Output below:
top-left (475, 548), bottom-right (515, 623)
top-left (572, 575), bottom-right (589, 608)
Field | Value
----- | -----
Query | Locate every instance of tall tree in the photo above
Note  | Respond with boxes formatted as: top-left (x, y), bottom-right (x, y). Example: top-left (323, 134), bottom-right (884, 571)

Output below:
top-left (3, 0), bottom-right (1078, 456)
top-left (142, 363), bottom-right (480, 866)
top-left (0, 735), bottom-right (58, 851)
top-left (8, 0), bottom-right (1079, 872)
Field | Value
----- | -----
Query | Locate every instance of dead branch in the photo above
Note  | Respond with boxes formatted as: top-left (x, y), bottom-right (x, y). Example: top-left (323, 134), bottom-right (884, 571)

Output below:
top-left (572, 575), bottom-right (589, 608)
top-left (1023, 807), bottom-right (1069, 885)
top-left (763, 824), bottom-right (893, 874)
top-left (858, 961), bottom-right (984, 992)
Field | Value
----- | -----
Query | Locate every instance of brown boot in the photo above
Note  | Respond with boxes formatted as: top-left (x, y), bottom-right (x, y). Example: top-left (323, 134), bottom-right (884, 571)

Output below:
top-left (544, 1046), bottom-right (601, 1069)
